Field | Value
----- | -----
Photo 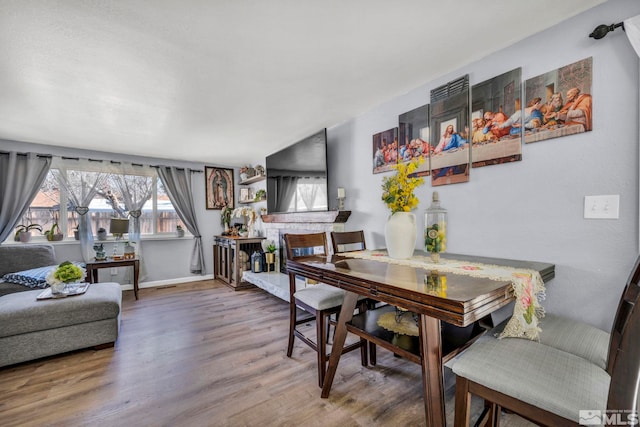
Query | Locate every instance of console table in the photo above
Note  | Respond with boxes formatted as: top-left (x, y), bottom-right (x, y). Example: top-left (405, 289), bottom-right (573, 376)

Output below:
top-left (86, 258), bottom-right (140, 300)
top-left (213, 236), bottom-right (265, 290)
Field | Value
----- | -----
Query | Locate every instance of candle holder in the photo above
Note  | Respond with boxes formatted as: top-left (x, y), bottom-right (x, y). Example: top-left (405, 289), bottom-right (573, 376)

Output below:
top-left (337, 187), bottom-right (346, 210)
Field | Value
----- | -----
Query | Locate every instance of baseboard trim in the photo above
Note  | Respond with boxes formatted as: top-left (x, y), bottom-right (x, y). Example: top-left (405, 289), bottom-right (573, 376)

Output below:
top-left (118, 274), bottom-right (215, 291)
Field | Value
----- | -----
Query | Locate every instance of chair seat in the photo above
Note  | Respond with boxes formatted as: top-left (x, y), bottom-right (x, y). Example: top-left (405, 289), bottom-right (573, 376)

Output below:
top-left (294, 284), bottom-right (345, 311)
top-left (490, 313), bottom-right (610, 370)
top-left (451, 335), bottom-right (610, 423)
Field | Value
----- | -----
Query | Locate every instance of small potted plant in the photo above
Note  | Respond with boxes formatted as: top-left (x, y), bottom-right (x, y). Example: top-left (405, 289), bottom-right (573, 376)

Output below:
top-left (176, 224), bottom-right (185, 238)
top-left (14, 223), bottom-right (42, 243)
top-left (97, 227), bottom-right (107, 241)
top-left (254, 189), bottom-right (266, 202)
top-left (44, 223), bottom-right (64, 241)
top-left (220, 206), bottom-right (233, 233)
top-left (265, 242), bottom-right (277, 270)
top-left (46, 261), bottom-right (86, 295)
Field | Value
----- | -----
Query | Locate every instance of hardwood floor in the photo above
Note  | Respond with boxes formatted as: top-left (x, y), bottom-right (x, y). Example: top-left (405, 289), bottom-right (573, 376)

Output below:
top-left (0, 280), bottom-right (534, 426)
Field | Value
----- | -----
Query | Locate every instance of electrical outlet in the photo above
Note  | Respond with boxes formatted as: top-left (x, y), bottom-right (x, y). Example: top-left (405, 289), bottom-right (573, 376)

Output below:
top-left (584, 195), bottom-right (620, 219)
top-left (110, 268), bottom-right (118, 275)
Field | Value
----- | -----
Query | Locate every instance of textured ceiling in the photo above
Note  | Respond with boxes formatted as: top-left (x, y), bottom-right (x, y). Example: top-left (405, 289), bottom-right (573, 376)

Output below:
top-left (0, 0), bottom-right (606, 166)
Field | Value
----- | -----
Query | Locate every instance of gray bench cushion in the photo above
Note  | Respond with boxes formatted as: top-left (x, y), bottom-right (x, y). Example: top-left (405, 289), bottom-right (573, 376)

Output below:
top-left (0, 282), bottom-right (121, 338)
top-left (451, 335), bottom-right (610, 423)
top-left (538, 313), bottom-right (610, 370)
top-left (490, 313), bottom-right (610, 370)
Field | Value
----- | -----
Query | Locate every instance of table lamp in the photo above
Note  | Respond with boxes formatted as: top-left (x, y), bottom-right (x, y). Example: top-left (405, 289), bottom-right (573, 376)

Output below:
top-left (109, 218), bottom-right (129, 260)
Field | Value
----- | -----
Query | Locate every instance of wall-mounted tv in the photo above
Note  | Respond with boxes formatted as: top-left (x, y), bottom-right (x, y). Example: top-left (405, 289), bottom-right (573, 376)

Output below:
top-left (266, 129), bottom-right (328, 214)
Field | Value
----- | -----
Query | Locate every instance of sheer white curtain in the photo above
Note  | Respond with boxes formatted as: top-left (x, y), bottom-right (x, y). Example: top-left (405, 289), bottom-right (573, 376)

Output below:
top-left (52, 161), bottom-right (108, 262)
top-left (298, 178), bottom-right (320, 211)
top-left (104, 162), bottom-right (154, 279)
top-left (624, 15), bottom-right (640, 57)
top-left (625, 15), bottom-right (640, 249)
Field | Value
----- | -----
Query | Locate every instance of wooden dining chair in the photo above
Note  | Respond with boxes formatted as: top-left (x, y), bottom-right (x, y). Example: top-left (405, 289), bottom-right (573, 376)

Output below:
top-left (330, 230), bottom-right (367, 254)
top-left (284, 232), bottom-right (368, 388)
top-left (452, 256), bottom-right (640, 426)
top-left (330, 230), bottom-right (378, 365)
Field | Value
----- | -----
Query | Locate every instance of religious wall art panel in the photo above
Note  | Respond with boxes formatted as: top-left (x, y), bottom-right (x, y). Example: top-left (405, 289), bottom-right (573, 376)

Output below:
top-left (524, 57), bottom-right (592, 144)
top-left (471, 67), bottom-right (523, 168)
top-left (372, 127), bottom-right (398, 174)
top-left (398, 103), bottom-right (431, 177)
top-left (429, 75), bottom-right (470, 186)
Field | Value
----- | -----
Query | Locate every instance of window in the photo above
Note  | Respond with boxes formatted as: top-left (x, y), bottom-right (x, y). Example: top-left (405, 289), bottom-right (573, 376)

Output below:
top-left (22, 161), bottom-right (183, 240)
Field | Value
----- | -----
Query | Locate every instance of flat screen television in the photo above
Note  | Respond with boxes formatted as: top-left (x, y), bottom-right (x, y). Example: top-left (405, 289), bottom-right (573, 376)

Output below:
top-left (266, 129), bottom-right (328, 214)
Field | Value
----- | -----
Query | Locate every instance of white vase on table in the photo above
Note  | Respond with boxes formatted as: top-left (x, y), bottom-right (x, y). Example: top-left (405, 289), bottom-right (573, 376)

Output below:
top-left (385, 212), bottom-right (417, 259)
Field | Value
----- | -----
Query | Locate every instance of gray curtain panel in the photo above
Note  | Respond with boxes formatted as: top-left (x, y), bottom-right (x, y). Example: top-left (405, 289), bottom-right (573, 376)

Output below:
top-left (0, 152), bottom-right (52, 243)
top-left (156, 166), bottom-right (204, 274)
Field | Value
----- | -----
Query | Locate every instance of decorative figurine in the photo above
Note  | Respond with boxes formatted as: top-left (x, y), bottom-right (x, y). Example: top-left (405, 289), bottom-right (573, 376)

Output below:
top-left (93, 243), bottom-right (106, 261)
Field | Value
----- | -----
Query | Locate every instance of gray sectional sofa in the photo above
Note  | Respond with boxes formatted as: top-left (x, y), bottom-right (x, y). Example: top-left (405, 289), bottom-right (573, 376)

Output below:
top-left (0, 244), bottom-right (122, 367)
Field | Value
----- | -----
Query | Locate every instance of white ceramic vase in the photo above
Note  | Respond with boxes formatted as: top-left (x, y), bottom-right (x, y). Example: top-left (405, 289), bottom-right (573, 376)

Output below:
top-left (385, 212), bottom-right (417, 259)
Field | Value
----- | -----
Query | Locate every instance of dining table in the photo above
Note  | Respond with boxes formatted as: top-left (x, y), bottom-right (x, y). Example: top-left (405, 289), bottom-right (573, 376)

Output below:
top-left (286, 251), bottom-right (555, 427)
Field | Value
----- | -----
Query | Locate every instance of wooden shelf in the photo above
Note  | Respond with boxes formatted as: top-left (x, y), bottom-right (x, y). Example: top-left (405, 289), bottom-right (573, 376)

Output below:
top-left (239, 175), bottom-right (266, 185)
top-left (239, 197), bottom-right (266, 204)
top-left (261, 210), bottom-right (351, 224)
top-left (347, 304), bottom-right (487, 365)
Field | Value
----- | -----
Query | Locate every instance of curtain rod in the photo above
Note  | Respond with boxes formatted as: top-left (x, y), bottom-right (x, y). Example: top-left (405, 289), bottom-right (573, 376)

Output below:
top-left (0, 151), bottom-right (52, 159)
top-left (1, 150), bottom-right (203, 173)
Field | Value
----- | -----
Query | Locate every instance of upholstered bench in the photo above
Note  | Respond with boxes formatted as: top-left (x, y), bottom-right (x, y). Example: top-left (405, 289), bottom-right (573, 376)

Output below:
top-left (0, 282), bottom-right (122, 367)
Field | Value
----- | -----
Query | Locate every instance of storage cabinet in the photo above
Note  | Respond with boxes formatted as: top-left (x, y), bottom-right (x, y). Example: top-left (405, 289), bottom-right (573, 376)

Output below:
top-left (213, 236), bottom-right (265, 290)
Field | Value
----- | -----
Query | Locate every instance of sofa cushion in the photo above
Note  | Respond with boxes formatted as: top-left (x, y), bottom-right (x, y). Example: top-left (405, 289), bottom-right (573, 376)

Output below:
top-left (2, 262), bottom-right (86, 289)
top-left (0, 282), bottom-right (122, 338)
top-left (0, 244), bottom-right (56, 277)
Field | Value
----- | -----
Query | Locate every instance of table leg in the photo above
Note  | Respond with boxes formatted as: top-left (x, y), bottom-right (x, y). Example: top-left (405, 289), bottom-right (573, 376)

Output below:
top-left (92, 268), bottom-right (98, 284)
top-left (418, 314), bottom-right (445, 427)
top-left (321, 291), bottom-right (358, 398)
top-left (133, 260), bottom-right (140, 300)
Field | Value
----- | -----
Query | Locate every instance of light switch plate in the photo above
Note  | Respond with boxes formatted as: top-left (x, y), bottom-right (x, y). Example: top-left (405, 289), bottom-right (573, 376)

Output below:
top-left (584, 195), bottom-right (620, 219)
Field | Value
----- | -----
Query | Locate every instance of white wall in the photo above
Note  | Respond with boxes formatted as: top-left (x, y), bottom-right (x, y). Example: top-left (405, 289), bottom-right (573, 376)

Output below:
top-left (326, 0), bottom-right (640, 331)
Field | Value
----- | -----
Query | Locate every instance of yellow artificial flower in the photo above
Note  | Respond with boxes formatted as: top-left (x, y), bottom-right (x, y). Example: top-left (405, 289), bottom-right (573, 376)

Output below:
top-left (381, 158), bottom-right (425, 213)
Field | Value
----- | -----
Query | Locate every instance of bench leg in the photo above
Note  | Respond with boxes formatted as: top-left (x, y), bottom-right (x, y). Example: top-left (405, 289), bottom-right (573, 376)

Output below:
top-left (93, 342), bottom-right (115, 350)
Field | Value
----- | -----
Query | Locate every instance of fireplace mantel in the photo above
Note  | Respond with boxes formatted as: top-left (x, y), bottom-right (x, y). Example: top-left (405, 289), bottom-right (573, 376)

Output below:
top-left (261, 210), bottom-right (351, 224)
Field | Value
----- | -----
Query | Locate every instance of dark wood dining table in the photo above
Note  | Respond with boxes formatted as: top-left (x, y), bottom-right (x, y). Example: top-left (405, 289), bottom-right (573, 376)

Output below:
top-left (286, 252), bottom-right (555, 427)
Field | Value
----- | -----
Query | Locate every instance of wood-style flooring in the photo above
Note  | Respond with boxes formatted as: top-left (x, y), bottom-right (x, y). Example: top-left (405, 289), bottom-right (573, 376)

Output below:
top-left (0, 280), bottom-right (534, 426)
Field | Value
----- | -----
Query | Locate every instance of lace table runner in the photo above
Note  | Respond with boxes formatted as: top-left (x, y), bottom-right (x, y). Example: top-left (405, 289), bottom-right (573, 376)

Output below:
top-left (340, 250), bottom-right (546, 340)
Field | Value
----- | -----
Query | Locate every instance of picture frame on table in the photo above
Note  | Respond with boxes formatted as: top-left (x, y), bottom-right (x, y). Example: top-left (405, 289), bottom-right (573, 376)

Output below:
top-left (205, 166), bottom-right (234, 210)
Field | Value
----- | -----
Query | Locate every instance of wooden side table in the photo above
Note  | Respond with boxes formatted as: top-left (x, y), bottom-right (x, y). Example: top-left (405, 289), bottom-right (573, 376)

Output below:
top-left (86, 258), bottom-right (140, 300)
